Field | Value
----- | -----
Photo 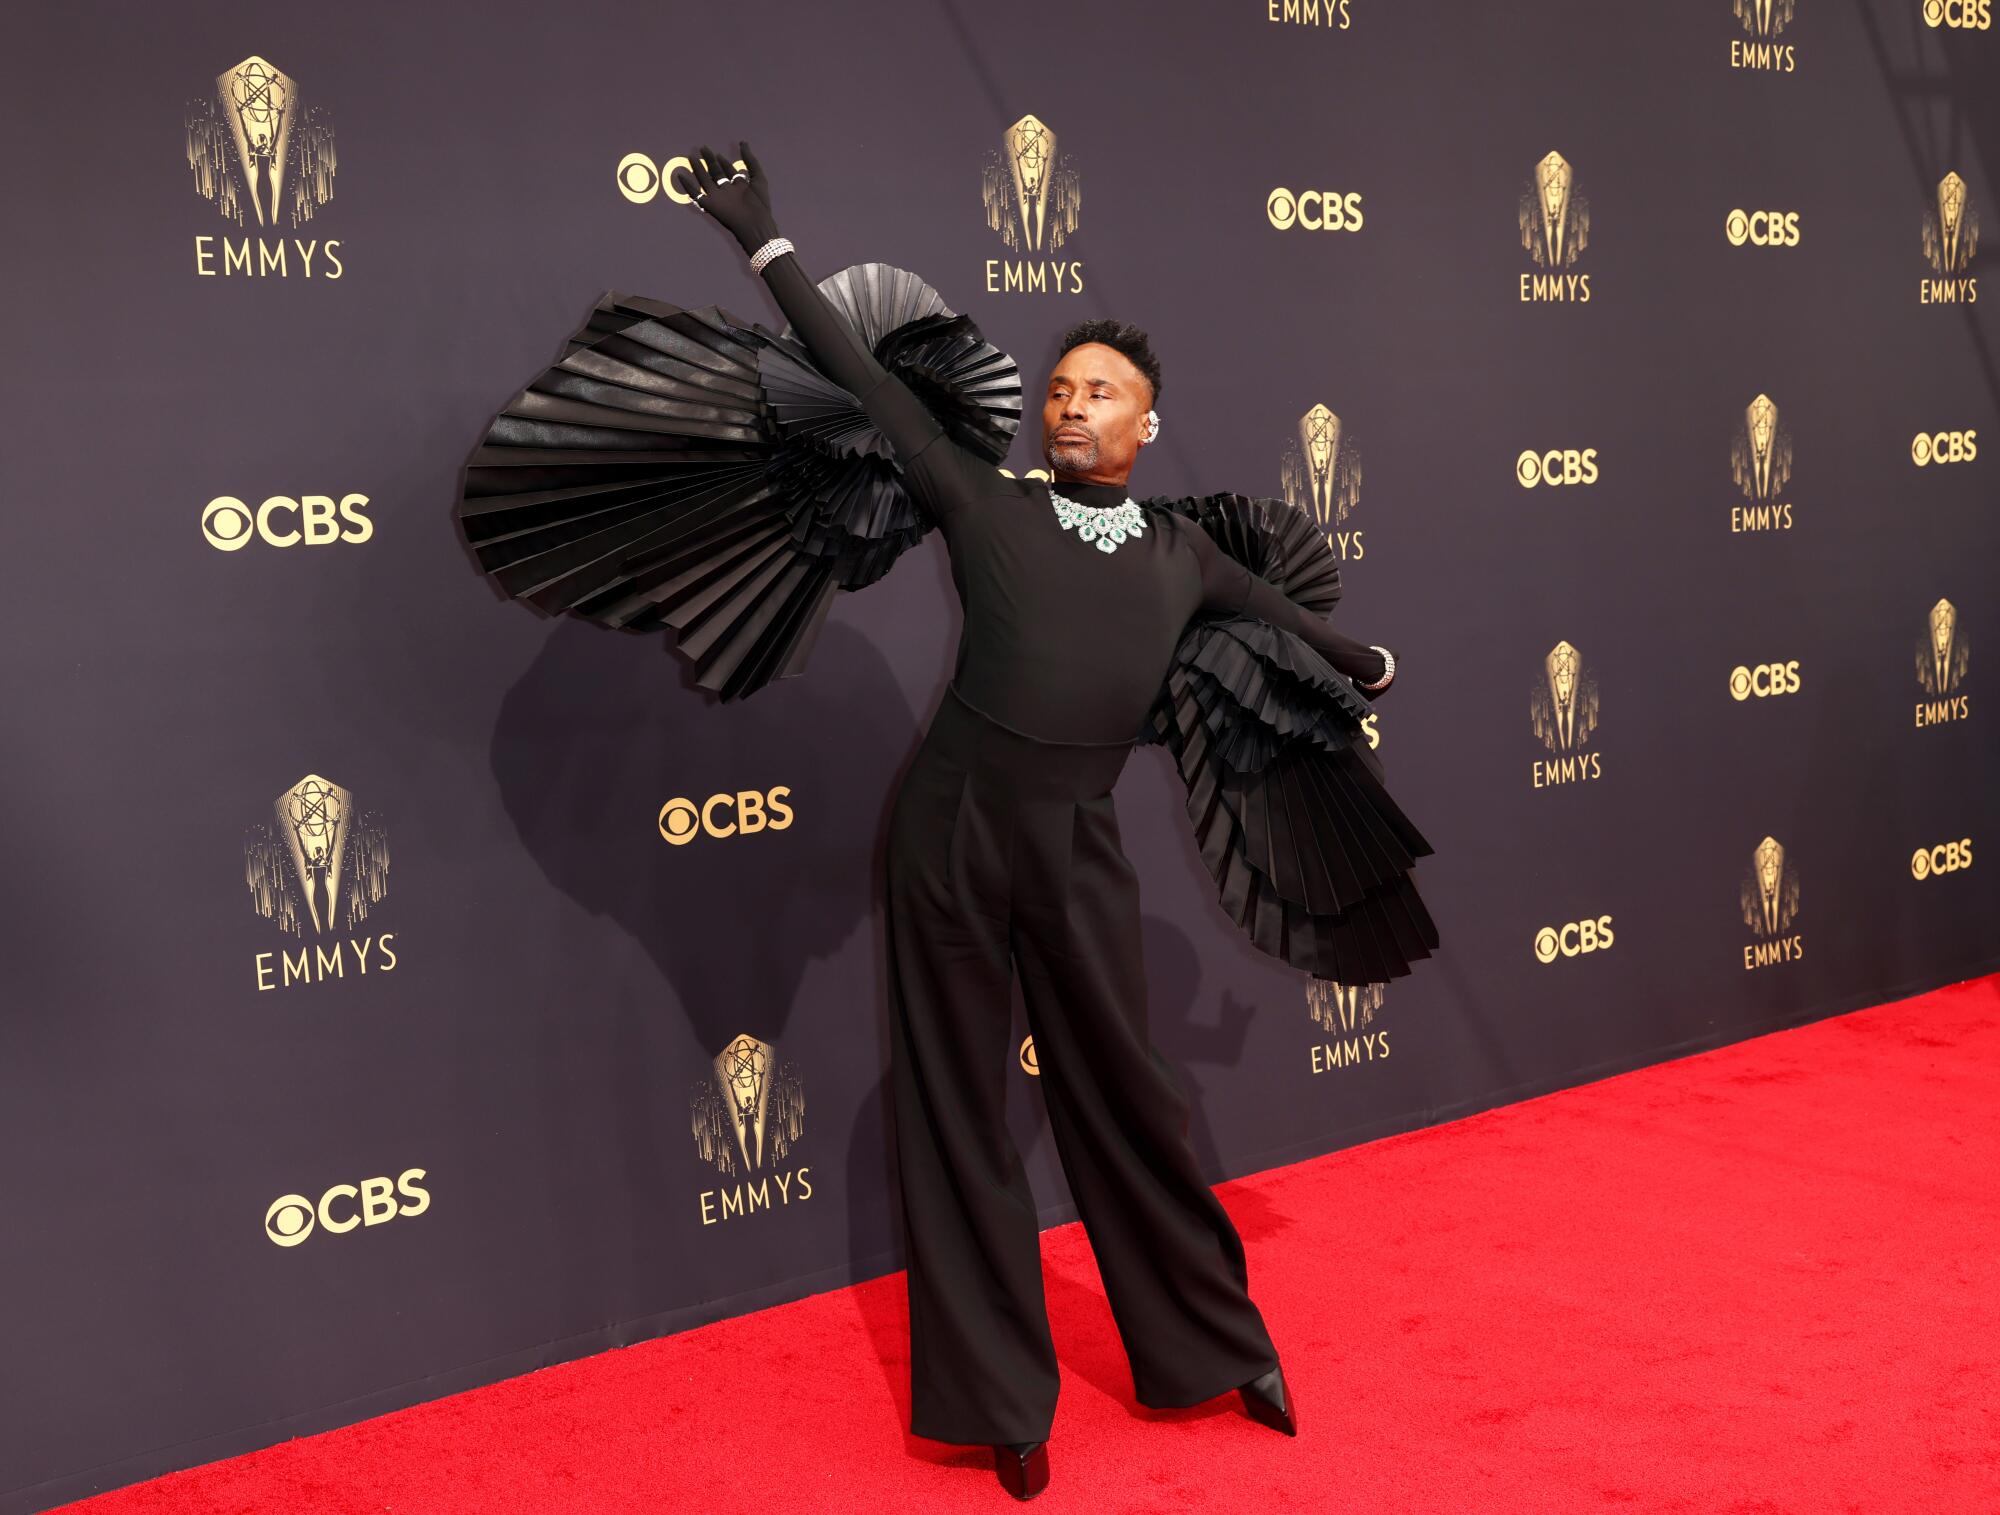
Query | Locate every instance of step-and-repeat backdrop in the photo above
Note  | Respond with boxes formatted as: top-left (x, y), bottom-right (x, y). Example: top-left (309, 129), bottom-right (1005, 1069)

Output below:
top-left (3, 2), bottom-right (1994, 1508)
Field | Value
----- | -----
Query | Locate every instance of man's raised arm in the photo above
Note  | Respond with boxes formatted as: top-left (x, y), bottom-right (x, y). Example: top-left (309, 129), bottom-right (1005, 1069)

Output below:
top-left (676, 141), bottom-right (966, 493)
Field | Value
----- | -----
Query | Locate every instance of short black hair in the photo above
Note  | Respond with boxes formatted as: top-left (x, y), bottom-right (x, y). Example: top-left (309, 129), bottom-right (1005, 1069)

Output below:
top-left (1056, 318), bottom-right (1162, 406)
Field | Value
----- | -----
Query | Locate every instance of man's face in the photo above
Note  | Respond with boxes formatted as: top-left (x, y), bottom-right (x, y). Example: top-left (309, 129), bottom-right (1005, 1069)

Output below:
top-left (1042, 342), bottom-right (1152, 482)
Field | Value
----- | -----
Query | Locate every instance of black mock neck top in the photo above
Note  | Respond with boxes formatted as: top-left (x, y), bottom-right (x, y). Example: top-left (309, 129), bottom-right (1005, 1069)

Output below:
top-left (757, 253), bottom-right (1392, 744)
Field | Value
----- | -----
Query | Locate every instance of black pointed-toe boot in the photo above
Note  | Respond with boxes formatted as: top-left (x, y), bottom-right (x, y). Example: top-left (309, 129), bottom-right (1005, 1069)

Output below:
top-left (992, 1438), bottom-right (1050, 1499)
top-left (1238, 1363), bottom-right (1299, 1436)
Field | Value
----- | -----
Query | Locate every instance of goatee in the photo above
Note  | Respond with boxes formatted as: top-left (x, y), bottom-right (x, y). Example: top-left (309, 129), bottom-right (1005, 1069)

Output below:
top-left (1048, 432), bottom-right (1099, 471)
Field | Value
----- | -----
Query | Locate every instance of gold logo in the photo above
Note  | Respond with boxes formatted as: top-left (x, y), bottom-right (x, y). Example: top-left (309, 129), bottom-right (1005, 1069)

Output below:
top-left (1530, 642), bottom-right (1603, 788)
top-left (1521, 151), bottom-right (1589, 267)
top-left (1911, 839), bottom-right (1974, 878)
top-left (1911, 428), bottom-right (1978, 465)
top-left (1920, 598), bottom-right (1968, 694)
top-left (658, 787), bottom-right (795, 845)
top-left (1725, 208), bottom-right (1802, 246)
top-left (692, 1033), bottom-right (805, 1178)
top-left (1921, 172), bottom-right (1980, 303)
top-left (1519, 152), bottom-right (1592, 301)
top-left (1533, 917), bottom-right (1616, 963)
top-left (246, 774), bottom-right (389, 937)
top-left (1515, 448), bottom-right (1600, 488)
top-left (1729, 660), bottom-right (1802, 700)
top-left (1742, 836), bottom-right (1800, 938)
top-left (1923, 0), bottom-right (1993, 28)
top-left (691, 1033), bottom-right (814, 1226)
top-left (1307, 980), bottom-right (1389, 1072)
top-left (1741, 836), bottom-right (1803, 969)
top-left (185, 54), bottom-right (335, 229)
top-left (1735, 0), bottom-right (1796, 35)
top-left (1926, 172), bottom-right (1978, 273)
top-left (983, 114), bottom-right (1079, 254)
top-left (264, 1169), bottom-right (429, 1248)
top-left (1281, 404), bottom-right (1363, 555)
top-left (1019, 1034), bottom-right (1039, 1075)
top-left (202, 493), bottom-right (373, 551)
top-left (1730, 394), bottom-right (1795, 532)
top-left (1267, 188), bottom-right (1364, 232)
top-left (1732, 394), bottom-right (1794, 501)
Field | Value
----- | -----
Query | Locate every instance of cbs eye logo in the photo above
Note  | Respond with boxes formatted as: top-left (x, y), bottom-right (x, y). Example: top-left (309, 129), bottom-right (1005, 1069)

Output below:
top-left (1912, 430), bottom-right (1978, 466)
top-left (203, 494), bottom-right (373, 551)
top-left (1729, 661), bottom-right (1802, 700)
top-left (1923, 0), bottom-right (1992, 27)
top-left (1267, 188), bottom-right (1365, 232)
top-left (1910, 838), bottom-right (1974, 878)
top-left (1515, 448), bottom-right (1600, 488)
top-left (616, 151), bottom-right (746, 205)
top-left (265, 1168), bottom-right (430, 1247)
top-left (1534, 915), bottom-right (1615, 962)
top-left (658, 787), bottom-right (795, 846)
top-left (1725, 209), bottom-right (1802, 247)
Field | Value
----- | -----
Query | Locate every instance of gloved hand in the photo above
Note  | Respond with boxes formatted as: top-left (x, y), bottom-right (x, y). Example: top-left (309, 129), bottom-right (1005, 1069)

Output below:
top-left (671, 139), bottom-right (780, 255)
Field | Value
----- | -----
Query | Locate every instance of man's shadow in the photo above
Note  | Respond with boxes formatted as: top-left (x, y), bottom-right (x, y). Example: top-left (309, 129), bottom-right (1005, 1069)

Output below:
top-left (488, 610), bottom-right (921, 1313)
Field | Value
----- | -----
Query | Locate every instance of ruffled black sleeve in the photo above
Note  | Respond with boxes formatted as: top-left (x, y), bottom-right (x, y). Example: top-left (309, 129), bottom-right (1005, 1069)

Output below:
top-left (1176, 515), bottom-right (1390, 687)
top-left (1139, 493), bottom-right (1437, 984)
top-left (454, 263), bottom-right (1020, 700)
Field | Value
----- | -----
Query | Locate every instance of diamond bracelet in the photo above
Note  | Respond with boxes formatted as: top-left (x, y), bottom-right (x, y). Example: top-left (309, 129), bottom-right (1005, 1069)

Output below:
top-left (1357, 646), bottom-right (1395, 690)
top-left (748, 236), bottom-right (795, 275)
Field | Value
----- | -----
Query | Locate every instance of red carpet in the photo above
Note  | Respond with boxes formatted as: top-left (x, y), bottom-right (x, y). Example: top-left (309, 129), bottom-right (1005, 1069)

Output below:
top-left (57, 974), bottom-right (2000, 1514)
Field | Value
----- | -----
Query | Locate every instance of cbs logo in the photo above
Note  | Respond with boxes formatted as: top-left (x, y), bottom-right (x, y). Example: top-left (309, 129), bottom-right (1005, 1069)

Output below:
top-left (617, 152), bottom-right (746, 205)
top-left (1267, 188), bottom-right (1365, 232)
top-left (203, 494), bottom-right (372, 552)
top-left (1911, 838), bottom-right (1974, 878)
top-left (659, 787), bottom-right (795, 846)
top-left (1534, 915), bottom-right (1616, 963)
top-left (265, 1167), bottom-right (430, 1247)
top-left (1729, 661), bottom-right (1802, 700)
top-left (1725, 209), bottom-right (1802, 247)
top-left (1912, 430), bottom-right (1977, 466)
top-left (1923, 0), bottom-right (1992, 27)
top-left (1515, 449), bottom-right (1600, 488)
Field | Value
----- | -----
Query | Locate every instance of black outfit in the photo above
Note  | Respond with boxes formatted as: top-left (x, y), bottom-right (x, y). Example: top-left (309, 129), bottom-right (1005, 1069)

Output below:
top-left (454, 233), bottom-right (1438, 1448)
top-left (756, 255), bottom-right (1350, 1441)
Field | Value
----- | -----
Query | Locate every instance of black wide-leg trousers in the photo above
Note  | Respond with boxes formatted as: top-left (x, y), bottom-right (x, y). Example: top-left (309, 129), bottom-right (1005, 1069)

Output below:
top-left (885, 683), bottom-right (1280, 1447)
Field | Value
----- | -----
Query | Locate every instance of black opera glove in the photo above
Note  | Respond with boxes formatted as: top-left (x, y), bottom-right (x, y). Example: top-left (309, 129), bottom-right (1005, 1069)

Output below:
top-left (673, 139), bottom-right (781, 254)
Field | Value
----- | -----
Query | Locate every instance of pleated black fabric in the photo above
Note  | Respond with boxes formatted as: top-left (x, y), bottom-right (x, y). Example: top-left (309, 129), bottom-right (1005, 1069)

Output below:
top-left (455, 259), bottom-right (1437, 982)
top-left (454, 266), bottom-right (1019, 700)
top-left (1133, 491), bottom-right (1438, 982)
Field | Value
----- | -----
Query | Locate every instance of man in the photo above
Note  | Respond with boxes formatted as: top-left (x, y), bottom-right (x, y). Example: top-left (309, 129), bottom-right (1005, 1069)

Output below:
top-left (678, 140), bottom-right (1402, 1501)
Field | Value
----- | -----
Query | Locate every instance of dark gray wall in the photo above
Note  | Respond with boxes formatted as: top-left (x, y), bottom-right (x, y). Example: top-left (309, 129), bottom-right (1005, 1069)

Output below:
top-left (2, 2), bottom-right (1994, 1510)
